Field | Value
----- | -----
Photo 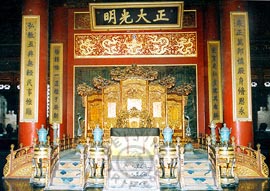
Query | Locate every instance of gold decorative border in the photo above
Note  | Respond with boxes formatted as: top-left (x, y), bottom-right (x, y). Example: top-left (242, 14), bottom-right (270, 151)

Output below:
top-left (207, 41), bottom-right (223, 123)
top-left (74, 32), bottom-right (197, 58)
top-left (89, 2), bottom-right (184, 31)
top-left (20, 16), bottom-right (40, 122)
top-left (230, 12), bottom-right (252, 121)
top-left (49, 43), bottom-right (63, 124)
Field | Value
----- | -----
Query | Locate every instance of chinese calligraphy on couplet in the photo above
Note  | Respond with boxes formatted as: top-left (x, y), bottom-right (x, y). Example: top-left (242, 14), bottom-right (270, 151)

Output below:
top-left (230, 12), bottom-right (252, 121)
top-left (50, 43), bottom-right (63, 124)
top-left (208, 41), bottom-right (223, 123)
top-left (89, 2), bottom-right (184, 31)
top-left (20, 16), bottom-right (40, 122)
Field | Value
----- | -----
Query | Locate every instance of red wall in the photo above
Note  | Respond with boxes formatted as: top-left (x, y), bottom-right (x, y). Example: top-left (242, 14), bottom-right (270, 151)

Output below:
top-left (64, 7), bottom-right (207, 138)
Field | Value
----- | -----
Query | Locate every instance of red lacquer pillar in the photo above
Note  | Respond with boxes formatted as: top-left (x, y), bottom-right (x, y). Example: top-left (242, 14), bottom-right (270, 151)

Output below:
top-left (204, 0), bottom-right (220, 135)
top-left (19, 0), bottom-right (48, 146)
top-left (221, 0), bottom-right (253, 146)
top-left (50, 6), bottom-right (68, 141)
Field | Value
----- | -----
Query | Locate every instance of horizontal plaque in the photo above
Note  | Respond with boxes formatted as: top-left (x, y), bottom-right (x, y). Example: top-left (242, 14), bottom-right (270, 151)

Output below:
top-left (89, 1), bottom-right (184, 31)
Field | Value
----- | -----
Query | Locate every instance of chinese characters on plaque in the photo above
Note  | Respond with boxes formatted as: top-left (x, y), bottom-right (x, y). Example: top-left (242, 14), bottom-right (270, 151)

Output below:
top-left (74, 9), bottom-right (196, 30)
top-left (207, 41), bottom-right (223, 123)
top-left (20, 16), bottom-right (40, 122)
top-left (230, 12), bottom-right (252, 121)
top-left (89, 2), bottom-right (184, 31)
top-left (49, 43), bottom-right (63, 124)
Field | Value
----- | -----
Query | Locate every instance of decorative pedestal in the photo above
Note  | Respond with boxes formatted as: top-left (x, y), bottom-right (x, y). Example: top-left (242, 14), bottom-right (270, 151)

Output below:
top-left (218, 146), bottom-right (238, 188)
top-left (30, 125), bottom-right (49, 188)
top-left (159, 144), bottom-right (179, 186)
top-left (30, 144), bottom-right (49, 188)
top-left (87, 145), bottom-right (106, 186)
top-left (86, 125), bottom-right (106, 186)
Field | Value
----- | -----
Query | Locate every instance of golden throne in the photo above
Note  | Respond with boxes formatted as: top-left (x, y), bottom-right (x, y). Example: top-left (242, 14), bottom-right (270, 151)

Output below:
top-left (77, 65), bottom-right (192, 142)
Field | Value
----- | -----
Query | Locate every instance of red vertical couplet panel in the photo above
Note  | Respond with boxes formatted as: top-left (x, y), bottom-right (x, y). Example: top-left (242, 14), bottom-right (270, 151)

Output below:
top-left (221, 0), bottom-right (253, 146)
top-left (19, 0), bottom-right (48, 146)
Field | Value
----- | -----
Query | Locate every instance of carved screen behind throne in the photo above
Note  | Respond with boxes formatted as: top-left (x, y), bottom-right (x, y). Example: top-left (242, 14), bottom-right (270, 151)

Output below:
top-left (76, 65), bottom-right (196, 141)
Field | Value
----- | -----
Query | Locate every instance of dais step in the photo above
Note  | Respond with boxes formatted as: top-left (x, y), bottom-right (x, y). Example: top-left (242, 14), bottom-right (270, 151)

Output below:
top-left (54, 168), bottom-right (81, 177)
top-left (103, 187), bottom-right (160, 191)
top-left (110, 158), bottom-right (155, 171)
top-left (108, 169), bottom-right (156, 179)
top-left (183, 169), bottom-right (213, 177)
top-left (106, 156), bottom-right (159, 190)
top-left (182, 158), bottom-right (218, 190)
top-left (58, 161), bottom-right (81, 169)
top-left (184, 177), bottom-right (215, 185)
top-left (107, 177), bottom-right (158, 189)
top-left (183, 161), bottom-right (210, 169)
top-left (51, 176), bottom-right (81, 185)
top-left (45, 184), bottom-right (83, 191)
top-left (46, 159), bottom-right (83, 190)
top-left (184, 184), bottom-right (218, 190)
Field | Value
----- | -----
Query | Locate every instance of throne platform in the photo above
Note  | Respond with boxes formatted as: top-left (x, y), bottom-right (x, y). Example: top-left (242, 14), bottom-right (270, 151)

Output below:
top-left (2, 66), bottom-right (268, 190)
